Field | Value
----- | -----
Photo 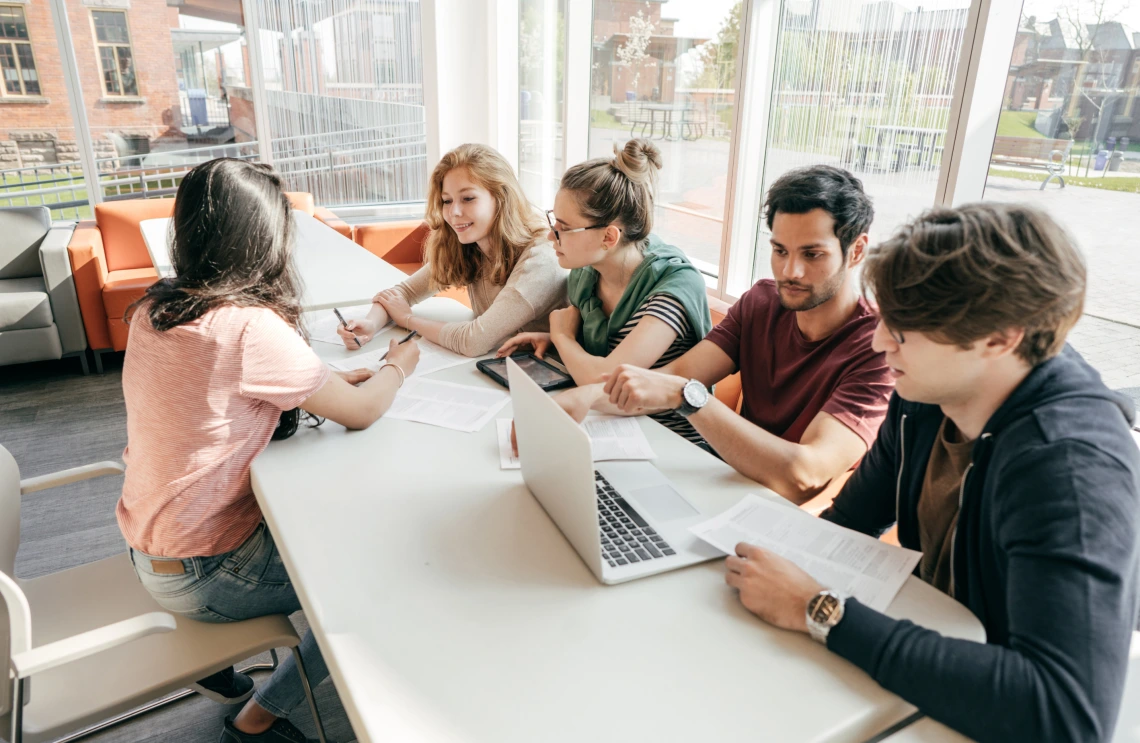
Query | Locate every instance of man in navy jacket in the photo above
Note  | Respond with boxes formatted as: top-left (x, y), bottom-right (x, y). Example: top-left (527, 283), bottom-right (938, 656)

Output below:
top-left (725, 202), bottom-right (1140, 742)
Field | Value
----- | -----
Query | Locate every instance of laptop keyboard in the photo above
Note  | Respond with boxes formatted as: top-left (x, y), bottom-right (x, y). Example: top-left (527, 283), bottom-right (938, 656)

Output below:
top-left (596, 471), bottom-right (676, 568)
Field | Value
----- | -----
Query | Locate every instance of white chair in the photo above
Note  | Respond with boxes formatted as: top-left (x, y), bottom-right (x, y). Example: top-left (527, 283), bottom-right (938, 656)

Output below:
top-left (1112, 629), bottom-right (1140, 742)
top-left (0, 445), bottom-right (328, 743)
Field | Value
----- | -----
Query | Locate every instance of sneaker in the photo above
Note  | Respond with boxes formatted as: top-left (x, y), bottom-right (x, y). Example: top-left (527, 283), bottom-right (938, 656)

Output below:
top-left (190, 666), bottom-right (255, 705)
top-left (219, 717), bottom-right (321, 743)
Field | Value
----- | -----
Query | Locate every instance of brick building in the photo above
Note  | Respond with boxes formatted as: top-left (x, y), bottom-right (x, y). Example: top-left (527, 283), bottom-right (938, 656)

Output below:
top-left (0, 0), bottom-right (190, 170)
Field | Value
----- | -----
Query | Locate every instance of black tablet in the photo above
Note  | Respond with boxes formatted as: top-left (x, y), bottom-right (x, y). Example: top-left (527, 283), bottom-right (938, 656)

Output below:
top-left (476, 352), bottom-right (575, 391)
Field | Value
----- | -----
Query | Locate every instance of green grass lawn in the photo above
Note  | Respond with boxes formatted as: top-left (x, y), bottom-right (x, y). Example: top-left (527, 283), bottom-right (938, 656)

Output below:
top-left (997, 111), bottom-right (1044, 139)
top-left (0, 167), bottom-right (182, 220)
top-left (989, 167), bottom-right (1140, 193)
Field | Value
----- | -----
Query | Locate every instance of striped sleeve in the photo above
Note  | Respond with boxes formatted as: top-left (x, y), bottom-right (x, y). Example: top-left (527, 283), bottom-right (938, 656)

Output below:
top-left (636, 293), bottom-right (691, 338)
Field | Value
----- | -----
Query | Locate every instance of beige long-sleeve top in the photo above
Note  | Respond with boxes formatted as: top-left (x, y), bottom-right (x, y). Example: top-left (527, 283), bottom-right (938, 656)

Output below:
top-left (392, 239), bottom-right (568, 357)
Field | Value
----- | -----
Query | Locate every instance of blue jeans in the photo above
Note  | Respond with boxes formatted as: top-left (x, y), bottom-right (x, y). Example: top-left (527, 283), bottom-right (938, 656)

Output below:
top-left (129, 522), bottom-right (328, 718)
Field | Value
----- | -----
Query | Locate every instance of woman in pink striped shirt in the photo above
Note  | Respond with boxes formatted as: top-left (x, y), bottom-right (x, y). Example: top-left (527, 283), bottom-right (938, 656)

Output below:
top-left (118, 159), bottom-right (412, 743)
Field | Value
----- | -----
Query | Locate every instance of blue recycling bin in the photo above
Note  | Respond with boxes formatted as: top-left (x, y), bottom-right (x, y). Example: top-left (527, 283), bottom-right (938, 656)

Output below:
top-left (1095, 150), bottom-right (1109, 171)
top-left (187, 88), bottom-right (208, 126)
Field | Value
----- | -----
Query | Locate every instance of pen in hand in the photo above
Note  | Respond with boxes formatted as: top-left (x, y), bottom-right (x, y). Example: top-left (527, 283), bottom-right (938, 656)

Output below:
top-left (378, 329), bottom-right (419, 362)
top-left (333, 308), bottom-right (362, 348)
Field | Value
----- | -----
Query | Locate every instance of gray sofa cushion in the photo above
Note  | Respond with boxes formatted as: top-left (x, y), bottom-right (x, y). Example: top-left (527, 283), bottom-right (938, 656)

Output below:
top-left (0, 206), bottom-right (51, 280)
top-left (0, 277), bottom-right (53, 331)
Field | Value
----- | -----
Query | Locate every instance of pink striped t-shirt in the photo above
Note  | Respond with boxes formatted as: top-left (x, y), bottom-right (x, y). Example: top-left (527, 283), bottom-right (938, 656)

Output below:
top-left (117, 304), bottom-right (330, 558)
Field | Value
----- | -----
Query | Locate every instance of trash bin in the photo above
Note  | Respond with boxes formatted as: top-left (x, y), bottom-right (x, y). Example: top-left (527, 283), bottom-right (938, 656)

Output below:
top-left (187, 88), bottom-right (208, 127)
top-left (625, 91), bottom-right (636, 102)
top-left (1110, 151), bottom-right (1125, 171)
top-left (1095, 149), bottom-right (1109, 171)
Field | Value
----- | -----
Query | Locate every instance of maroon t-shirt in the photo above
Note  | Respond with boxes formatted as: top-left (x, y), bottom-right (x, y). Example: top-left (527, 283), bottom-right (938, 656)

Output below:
top-left (705, 280), bottom-right (894, 447)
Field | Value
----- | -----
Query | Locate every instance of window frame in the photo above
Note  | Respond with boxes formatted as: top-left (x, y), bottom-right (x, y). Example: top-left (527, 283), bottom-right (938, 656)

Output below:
top-left (0, 4), bottom-right (40, 97)
top-left (90, 8), bottom-right (138, 97)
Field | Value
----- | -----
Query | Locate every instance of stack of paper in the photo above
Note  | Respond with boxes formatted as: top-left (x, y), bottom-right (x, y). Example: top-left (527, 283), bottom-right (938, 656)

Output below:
top-left (689, 494), bottom-right (922, 611)
top-left (306, 304), bottom-right (380, 346)
top-left (386, 378), bottom-right (509, 433)
top-left (327, 337), bottom-right (470, 378)
top-left (496, 415), bottom-right (657, 470)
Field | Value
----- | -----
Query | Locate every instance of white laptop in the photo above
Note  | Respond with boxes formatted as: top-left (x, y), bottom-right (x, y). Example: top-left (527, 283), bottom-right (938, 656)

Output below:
top-left (507, 357), bottom-right (721, 585)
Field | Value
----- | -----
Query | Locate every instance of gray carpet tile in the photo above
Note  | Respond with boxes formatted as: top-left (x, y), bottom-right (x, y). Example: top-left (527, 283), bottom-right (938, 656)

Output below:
top-left (0, 355), bottom-right (358, 743)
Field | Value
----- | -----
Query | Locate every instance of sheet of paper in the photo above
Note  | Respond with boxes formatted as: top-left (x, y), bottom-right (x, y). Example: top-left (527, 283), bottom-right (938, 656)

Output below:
top-left (387, 378), bottom-right (509, 433)
top-left (497, 419), bottom-right (521, 469)
top-left (306, 304), bottom-right (381, 346)
top-left (327, 337), bottom-right (470, 378)
top-left (496, 415), bottom-right (657, 470)
top-left (689, 494), bottom-right (922, 612)
top-left (583, 415), bottom-right (657, 461)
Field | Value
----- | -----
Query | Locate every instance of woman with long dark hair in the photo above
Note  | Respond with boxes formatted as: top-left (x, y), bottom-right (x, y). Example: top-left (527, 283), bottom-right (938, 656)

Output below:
top-left (118, 158), bottom-right (416, 742)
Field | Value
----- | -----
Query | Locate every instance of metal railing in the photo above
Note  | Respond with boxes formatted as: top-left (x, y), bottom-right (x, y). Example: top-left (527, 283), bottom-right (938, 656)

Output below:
top-left (0, 93), bottom-right (427, 217)
top-left (178, 90), bottom-right (232, 129)
top-left (0, 142), bottom-right (258, 219)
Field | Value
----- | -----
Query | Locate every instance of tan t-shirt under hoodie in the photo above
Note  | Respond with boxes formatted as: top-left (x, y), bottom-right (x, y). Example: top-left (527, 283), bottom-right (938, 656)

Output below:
top-left (917, 417), bottom-right (975, 595)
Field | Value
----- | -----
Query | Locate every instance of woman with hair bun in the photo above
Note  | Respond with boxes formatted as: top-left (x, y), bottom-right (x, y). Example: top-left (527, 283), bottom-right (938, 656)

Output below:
top-left (498, 138), bottom-right (711, 446)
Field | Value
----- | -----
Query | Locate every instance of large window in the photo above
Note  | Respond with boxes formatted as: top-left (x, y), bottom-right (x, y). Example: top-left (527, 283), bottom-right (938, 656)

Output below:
top-left (244, 0), bottom-right (427, 208)
top-left (982, 0), bottom-right (1140, 334)
top-left (519, 0), bottom-right (566, 209)
top-left (588, 0), bottom-right (745, 276)
top-left (0, 5), bottom-right (39, 97)
top-left (751, 0), bottom-right (971, 284)
top-left (92, 10), bottom-right (138, 97)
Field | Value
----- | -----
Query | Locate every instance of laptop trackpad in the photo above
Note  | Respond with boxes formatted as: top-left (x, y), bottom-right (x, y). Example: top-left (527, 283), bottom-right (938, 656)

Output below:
top-left (630, 484), bottom-right (698, 523)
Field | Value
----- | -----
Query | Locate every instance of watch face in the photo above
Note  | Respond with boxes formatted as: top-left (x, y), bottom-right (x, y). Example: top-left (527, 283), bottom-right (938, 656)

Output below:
top-left (809, 593), bottom-right (842, 625)
top-left (683, 380), bottom-right (709, 408)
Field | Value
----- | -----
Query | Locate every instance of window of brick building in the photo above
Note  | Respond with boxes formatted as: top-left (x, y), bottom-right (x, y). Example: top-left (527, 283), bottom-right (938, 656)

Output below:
top-left (0, 5), bottom-right (40, 96)
top-left (91, 9), bottom-right (138, 96)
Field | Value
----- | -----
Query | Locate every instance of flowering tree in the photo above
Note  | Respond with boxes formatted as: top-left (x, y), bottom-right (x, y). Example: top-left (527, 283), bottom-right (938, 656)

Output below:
top-left (615, 9), bottom-right (655, 88)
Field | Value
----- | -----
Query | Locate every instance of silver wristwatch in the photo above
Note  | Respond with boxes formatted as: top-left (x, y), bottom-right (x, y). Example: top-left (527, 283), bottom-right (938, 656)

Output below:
top-left (675, 379), bottom-right (710, 418)
top-left (805, 590), bottom-right (846, 644)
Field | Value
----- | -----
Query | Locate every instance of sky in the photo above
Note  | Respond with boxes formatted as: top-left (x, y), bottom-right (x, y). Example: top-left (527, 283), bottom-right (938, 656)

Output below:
top-left (667, 0), bottom-right (1140, 40)
top-left (1021, 0), bottom-right (1140, 30)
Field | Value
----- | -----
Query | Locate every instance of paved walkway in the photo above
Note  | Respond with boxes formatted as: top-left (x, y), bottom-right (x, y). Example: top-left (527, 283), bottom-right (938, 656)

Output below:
top-left (983, 176), bottom-right (1140, 329)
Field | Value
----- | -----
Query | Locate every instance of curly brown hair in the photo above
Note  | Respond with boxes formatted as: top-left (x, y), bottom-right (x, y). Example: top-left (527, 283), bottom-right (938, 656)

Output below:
top-left (863, 202), bottom-right (1086, 367)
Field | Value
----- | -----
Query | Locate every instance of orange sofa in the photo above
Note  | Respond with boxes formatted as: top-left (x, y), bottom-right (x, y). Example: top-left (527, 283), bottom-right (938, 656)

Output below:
top-left (352, 220), bottom-right (471, 307)
top-left (67, 193), bottom-right (349, 370)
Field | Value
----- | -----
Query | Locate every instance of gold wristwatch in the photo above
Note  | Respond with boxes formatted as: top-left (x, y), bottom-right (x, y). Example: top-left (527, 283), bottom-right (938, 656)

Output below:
top-left (806, 590), bottom-right (846, 644)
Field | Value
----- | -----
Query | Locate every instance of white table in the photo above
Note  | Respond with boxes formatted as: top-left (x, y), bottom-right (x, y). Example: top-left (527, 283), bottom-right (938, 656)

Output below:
top-left (879, 717), bottom-right (974, 743)
top-left (139, 211), bottom-right (412, 311)
top-left (251, 320), bottom-right (986, 743)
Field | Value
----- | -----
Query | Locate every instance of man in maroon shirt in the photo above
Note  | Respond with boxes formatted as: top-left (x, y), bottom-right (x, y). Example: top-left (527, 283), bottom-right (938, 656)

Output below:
top-left (555, 165), bottom-right (894, 504)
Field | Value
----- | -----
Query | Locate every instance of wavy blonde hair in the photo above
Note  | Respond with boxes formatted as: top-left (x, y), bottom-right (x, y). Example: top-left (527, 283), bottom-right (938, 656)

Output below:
top-left (424, 144), bottom-right (547, 289)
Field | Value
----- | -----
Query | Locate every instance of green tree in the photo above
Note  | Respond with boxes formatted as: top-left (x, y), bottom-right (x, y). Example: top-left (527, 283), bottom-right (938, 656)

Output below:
top-left (696, 2), bottom-right (742, 90)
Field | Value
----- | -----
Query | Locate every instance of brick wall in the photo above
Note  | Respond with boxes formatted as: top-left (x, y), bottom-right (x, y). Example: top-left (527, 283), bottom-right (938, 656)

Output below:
top-left (0, 0), bottom-right (183, 168)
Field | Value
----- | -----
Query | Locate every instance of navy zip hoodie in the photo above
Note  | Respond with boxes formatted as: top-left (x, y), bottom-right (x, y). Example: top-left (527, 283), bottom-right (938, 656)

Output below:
top-left (821, 346), bottom-right (1140, 742)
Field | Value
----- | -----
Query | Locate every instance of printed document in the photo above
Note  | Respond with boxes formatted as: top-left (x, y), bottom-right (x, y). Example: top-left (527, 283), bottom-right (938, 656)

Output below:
top-left (496, 415), bottom-right (656, 470)
top-left (387, 379), bottom-right (509, 433)
top-left (690, 494), bottom-right (921, 611)
top-left (327, 337), bottom-right (470, 378)
top-left (306, 304), bottom-right (379, 346)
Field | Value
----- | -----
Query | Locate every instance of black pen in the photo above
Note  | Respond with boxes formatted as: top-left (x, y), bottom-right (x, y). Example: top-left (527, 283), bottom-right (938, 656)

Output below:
top-left (332, 308), bottom-right (362, 348)
top-left (378, 329), bottom-right (419, 361)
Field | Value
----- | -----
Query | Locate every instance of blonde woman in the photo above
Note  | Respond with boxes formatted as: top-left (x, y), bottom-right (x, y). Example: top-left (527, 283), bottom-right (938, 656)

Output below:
top-left (339, 144), bottom-right (568, 356)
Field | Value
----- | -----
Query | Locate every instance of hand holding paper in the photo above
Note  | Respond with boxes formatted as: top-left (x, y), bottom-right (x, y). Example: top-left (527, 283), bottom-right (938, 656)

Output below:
top-left (691, 495), bottom-right (921, 613)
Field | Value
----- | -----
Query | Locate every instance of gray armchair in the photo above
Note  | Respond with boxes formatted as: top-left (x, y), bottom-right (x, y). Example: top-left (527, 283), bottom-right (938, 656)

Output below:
top-left (0, 206), bottom-right (88, 373)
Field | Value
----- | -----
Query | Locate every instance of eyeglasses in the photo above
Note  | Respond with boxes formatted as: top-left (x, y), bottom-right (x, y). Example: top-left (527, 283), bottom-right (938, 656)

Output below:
top-left (886, 326), bottom-right (905, 344)
top-left (545, 210), bottom-right (611, 243)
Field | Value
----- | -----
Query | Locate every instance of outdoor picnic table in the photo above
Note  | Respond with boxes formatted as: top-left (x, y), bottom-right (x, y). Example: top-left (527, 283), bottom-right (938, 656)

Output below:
top-left (857, 125), bottom-right (945, 172)
top-left (629, 103), bottom-right (703, 142)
